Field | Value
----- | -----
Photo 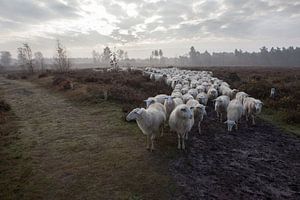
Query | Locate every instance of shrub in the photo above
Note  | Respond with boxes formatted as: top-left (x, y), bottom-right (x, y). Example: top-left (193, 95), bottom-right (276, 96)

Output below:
top-left (281, 110), bottom-right (300, 124)
top-left (38, 73), bottom-right (48, 78)
top-left (0, 100), bottom-right (11, 112)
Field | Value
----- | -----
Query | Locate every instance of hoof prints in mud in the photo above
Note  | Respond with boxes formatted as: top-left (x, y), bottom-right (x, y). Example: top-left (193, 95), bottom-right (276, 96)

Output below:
top-left (170, 107), bottom-right (300, 200)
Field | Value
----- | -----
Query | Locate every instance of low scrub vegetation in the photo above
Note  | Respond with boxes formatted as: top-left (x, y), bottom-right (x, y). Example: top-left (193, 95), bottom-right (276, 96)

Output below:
top-left (36, 69), bottom-right (172, 116)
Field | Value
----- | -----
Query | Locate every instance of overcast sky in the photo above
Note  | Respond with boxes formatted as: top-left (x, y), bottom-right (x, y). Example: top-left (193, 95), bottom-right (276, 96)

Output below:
top-left (1, 0), bottom-right (300, 58)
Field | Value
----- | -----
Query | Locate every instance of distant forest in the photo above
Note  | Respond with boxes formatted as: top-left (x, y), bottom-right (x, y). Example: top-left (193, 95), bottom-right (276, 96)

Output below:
top-left (1, 46), bottom-right (300, 70)
top-left (168, 46), bottom-right (300, 67)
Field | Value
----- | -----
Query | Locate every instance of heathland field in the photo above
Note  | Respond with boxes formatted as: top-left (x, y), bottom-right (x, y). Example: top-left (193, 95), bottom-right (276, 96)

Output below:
top-left (0, 67), bottom-right (299, 200)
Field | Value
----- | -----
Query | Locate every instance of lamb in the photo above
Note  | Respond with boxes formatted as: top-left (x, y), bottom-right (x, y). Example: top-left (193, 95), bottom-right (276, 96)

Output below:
top-left (214, 95), bottom-right (230, 122)
top-left (164, 96), bottom-right (176, 119)
top-left (236, 92), bottom-right (249, 103)
top-left (126, 103), bottom-right (166, 151)
top-left (186, 99), bottom-right (207, 133)
top-left (196, 92), bottom-right (208, 106)
top-left (169, 104), bottom-right (194, 150)
top-left (224, 99), bottom-right (244, 132)
top-left (243, 97), bottom-right (263, 125)
top-left (207, 87), bottom-right (218, 100)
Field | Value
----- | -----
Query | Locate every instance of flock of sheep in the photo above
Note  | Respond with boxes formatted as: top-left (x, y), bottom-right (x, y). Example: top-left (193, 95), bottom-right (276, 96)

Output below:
top-left (126, 68), bottom-right (263, 151)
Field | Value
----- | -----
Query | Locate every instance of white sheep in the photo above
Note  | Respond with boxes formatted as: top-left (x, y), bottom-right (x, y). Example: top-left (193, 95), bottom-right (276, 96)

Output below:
top-left (221, 86), bottom-right (239, 99)
top-left (196, 92), bottom-right (208, 106)
top-left (207, 87), bottom-right (218, 100)
top-left (164, 96), bottom-right (176, 119)
top-left (173, 97), bottom-right (184, 107)
top-left (243, 97), bottom-right (263, 125)
top-left (214, 95), bottom-right (230, 122)
top-left (236, 92), bottom-right (249, 103)
top-left (126, 103), bottom-right (166, 151)
top-left (188, 88), bottom-right (198, 99)
top-left (169, 104), bottom-right (194, 150)
top-left (224, 99), bottom-right (244, 132)
top-left (171, 91), bottom-right (183, 99)
top-left (196, 85), bottom-right (205, 93)
top-left (270, 88), bottom-right (276, 98)
top-left (182, 93), bottom-right (194, 103)
top-left (144, 94), bottom-right (168, 108)
top-left (186, 99), bottom-right (207, 133)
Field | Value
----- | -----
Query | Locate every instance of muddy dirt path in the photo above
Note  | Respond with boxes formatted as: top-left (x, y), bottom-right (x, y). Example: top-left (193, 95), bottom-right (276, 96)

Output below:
top-left (0, 77), bottom-right (173, 200)
top-left (170, 106), bottom-right (300, 200)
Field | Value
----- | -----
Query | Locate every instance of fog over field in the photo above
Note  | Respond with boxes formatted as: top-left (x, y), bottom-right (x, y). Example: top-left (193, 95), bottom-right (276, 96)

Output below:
top-left (0, 0), bottom-right (300, 58)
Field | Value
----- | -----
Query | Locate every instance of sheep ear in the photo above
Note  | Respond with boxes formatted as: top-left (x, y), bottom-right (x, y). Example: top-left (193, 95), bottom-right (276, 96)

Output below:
top-left (224, 121), bottom-right (228, 124)
top-left (137, 108), bottom-right (143, 115)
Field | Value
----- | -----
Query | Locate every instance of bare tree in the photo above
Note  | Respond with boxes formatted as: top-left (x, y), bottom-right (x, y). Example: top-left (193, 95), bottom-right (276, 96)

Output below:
top-left (53, 40), bottom-right (71, 73)
top-left (17, 43), bottom-right (34, 73)
top-left (34, 51), bottom-right (45, 72)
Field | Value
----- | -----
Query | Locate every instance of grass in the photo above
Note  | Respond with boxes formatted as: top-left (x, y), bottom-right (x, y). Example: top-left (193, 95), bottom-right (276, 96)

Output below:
top-left (260, 108), bottom-right (300, 136)
top-left (0, 74), bottom-right (178, 200)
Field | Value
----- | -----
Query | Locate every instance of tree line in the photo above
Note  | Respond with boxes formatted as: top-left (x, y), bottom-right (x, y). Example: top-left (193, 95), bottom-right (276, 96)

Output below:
top-left (182, 46), bottom-right (300, 67)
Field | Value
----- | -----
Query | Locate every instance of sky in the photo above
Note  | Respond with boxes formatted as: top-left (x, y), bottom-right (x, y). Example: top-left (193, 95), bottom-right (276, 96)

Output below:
top-left (0, 0), bottom-right (300, 58)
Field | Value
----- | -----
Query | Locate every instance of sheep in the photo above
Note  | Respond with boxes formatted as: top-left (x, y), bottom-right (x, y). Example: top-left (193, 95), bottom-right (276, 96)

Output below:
top-left (188, 88), bottom-right (198, 99)
top-left (169, 104), bottom-right (194, 150)
top-left (182, 93), bottom-right (194, 103)
top-left (236, 92), bottom-right (249, 103)
top-left (150, 73), bottom-right (155, 81)
top-left (221, 86), bottom-right (239, 99)
top-left (181, 87), bottom-right (189, 95)
top-left (214, 95), bottom-right (230, 122)
top-left (164, 96), bottom-right (176, 119)
top-left (196, 85), bottom-right (205, 93)
top-left (154, 94), bottom-right (168, 104)
top-left (173, 97), bottom-right (184, 107)
top-left (196, 92), bottom-right (208, 106)
top-left (224, 99), bottom-right (244, 132)
top-left (207, 87), bottom-right (218, 100)
top-left (243, 97), bottom-right (263, 125)
top-left (186, 99), bottom-right (207, 133)
top-left (270, 88), bottom-right (276, 98)
top-left (171, 91), bottom-right (183, 99)
top-left (126, 103), bottom-right (166, 151)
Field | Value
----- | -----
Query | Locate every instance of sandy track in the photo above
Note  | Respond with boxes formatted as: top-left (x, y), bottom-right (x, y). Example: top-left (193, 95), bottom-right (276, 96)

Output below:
top-left (0, 77), bottom-right (172, 200)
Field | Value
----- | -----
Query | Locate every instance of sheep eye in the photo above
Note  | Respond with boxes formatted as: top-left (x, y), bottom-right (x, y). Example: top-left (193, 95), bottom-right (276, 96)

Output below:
top-left (181, 108), bottom-right (186, 112)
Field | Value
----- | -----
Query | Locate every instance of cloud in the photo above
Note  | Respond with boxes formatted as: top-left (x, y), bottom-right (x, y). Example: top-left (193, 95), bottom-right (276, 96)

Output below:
top-left (0, 0), bottom-right (299, 58)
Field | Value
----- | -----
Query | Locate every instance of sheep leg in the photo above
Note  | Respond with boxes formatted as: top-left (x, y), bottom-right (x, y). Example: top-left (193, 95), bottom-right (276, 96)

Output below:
top-left (150, 135), bottom-right (155, 151)
top-left (177, 134), bottom-right (181, 149)
top-left (146, 135), bottom-right (150, 150)
top-left (182, 135), bottom-right (186, 150)
top-left (198, 121), bottom-right (201, 134)
top-left (160, 125), bottom-right (164, 137)
top-left (235, 123), bottom-right (238, 131)
top-left (185, 132), bottom-right (189, 140)
top-left (252, 115), bottom-right (255, 125)
top-left (220, 113), bottom-right (223, 122)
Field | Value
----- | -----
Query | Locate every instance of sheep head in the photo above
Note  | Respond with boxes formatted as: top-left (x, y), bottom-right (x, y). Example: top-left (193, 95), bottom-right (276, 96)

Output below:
top-left (126, 108), bottom-right (144, 121)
